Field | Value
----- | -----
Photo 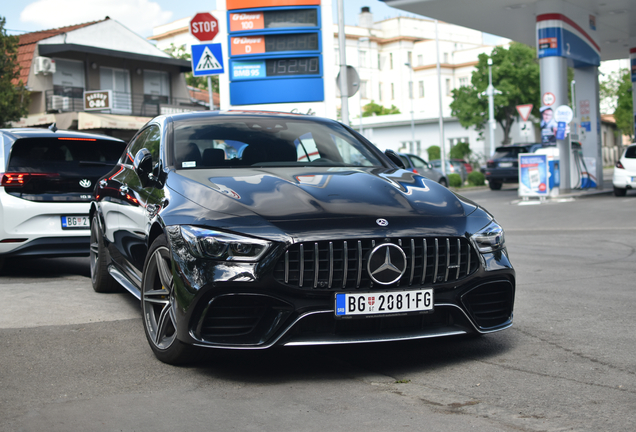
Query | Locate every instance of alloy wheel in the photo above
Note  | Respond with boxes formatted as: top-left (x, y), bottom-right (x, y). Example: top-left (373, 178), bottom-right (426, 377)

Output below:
top-left (142, 246), bottom-right (178, 350)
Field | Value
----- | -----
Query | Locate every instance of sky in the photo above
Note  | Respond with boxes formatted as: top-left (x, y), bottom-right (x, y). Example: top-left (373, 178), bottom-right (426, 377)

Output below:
top-left (2, 0), bottom-right (420, 37)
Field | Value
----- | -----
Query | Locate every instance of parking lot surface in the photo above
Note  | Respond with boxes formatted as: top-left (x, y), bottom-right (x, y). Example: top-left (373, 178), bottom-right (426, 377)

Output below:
top-left (1, 187), bottom-right (635, 431)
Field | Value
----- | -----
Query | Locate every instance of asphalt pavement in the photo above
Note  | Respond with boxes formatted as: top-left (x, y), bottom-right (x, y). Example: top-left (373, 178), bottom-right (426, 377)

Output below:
top-left (1, 180), bottom-right (635, 432)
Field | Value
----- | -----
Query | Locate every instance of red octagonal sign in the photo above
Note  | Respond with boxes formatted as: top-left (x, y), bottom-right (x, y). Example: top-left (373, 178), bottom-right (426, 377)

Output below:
top-left (190, 12), bottom-right (218, 42)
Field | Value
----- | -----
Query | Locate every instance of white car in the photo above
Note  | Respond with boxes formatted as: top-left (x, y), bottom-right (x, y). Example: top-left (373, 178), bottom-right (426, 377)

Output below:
top-left (0, 127), bottom-right (126, 272)
top-left (612, 143), bottom-right (636, 196)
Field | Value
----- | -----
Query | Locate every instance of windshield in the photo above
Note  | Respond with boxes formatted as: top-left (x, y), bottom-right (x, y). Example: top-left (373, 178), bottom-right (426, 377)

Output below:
top-left (171, 116), bottom-right (384, 169)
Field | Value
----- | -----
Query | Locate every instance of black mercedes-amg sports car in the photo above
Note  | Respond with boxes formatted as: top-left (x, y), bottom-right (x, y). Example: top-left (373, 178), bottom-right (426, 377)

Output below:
top-left (90, 111), bottom-right (515, 364)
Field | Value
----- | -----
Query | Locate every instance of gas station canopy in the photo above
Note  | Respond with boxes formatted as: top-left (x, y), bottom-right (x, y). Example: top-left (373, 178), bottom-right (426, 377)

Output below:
top-left (383, 0), bottom-right (636, 61)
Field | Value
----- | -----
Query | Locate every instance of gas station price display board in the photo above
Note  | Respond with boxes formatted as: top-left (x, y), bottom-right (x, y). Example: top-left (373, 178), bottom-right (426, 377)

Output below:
top-left (227, 0), bottom-right (324, 105)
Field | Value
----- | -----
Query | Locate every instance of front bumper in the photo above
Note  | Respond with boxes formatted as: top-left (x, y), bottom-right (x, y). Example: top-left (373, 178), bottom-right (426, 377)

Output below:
top-left (166, 228), bottom-right (515, 350)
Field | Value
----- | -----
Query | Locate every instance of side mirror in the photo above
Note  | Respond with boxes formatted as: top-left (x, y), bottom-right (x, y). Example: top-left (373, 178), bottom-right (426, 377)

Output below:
top-left (384, 149), bottom-right (406, 169)
top-left (133, 148), bottom-right (154, 187)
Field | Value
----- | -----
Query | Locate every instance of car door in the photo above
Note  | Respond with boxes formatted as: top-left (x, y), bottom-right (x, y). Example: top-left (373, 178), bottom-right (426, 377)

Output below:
top-left (105, 125), bottom-right (161, 286)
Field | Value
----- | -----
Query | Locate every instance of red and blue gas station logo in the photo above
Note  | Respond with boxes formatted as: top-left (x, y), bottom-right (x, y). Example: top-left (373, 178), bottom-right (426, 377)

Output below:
top-left (536, 14), bottom-right (600, 67)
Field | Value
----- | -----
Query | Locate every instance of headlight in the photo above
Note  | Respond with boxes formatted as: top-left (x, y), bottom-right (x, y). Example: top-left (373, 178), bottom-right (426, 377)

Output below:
top-left (180, 226), bottom-right (271, 262)
top-left (471, 221), bottom-right (505, 253)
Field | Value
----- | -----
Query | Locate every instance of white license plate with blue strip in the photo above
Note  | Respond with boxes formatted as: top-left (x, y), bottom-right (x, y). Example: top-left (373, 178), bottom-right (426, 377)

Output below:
top-left (61, 215), bottom-right (90, 229)
top-left (335, 289), bottom-right (433, 317)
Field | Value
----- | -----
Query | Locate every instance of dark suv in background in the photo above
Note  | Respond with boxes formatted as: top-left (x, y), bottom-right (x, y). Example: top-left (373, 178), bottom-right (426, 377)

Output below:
top-left (484, 143), bottom-right (546, 190)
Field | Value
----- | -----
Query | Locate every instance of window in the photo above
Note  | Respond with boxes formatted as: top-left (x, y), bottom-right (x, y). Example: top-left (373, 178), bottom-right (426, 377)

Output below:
top-left (359, 50), bottom-right (366, 68)
top-left (100, 67), bottom-right (132, 114)
top-left (144, 70), bottom-right (170, 104)
top-left (445, 78), bottom-right (452, 96)
top-left (360, 80), bottom-right (368, 99)
top-left (378, 53), bottom-right (381, 70)
top-left (378, 83), bottom-right (383, 101)
top-left (408, 81), bottom-right (413, 99)
top-left (443, 52), bottom-right (449, 63)
top-left (417, 54), bottom-right (423, 66)
top-left (459, 77), bottom-right (469, 87)
top-left (418, 81), bottom-right (424, 98)
top-left (391, 83), bottom-right (395, 100)
top-left (390, 53), bottom-right (393, 69)
top-left (127, 125), bottom-right (161, 165)
top-left (407, 51), bottom-right (412, 65)
top-left (52, 58), bottom-right (85, 102)
top-left (335, 48), bottom-right (339, 64)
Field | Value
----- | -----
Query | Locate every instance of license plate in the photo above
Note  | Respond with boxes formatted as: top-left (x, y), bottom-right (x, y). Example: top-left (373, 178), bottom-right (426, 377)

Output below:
top-left (61, 215), bottom-right (90, 229)
top-left (499, 162), bottom-right (513, 168)
top-left (631, 177), bottom-right (636, 183)
top-left (335, 289), bottom-right (433, 317)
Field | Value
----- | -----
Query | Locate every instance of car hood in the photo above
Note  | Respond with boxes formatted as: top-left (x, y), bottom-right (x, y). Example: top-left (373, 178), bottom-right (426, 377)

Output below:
top-left (165, 167), bottom-right (480, 239)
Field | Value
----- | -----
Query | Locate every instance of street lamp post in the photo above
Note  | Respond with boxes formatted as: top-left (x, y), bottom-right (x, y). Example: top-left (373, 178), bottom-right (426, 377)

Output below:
top-left (358, 37), bottom-right (370, 135)
top-left (487, 58), bottom-right (496, 156)
top-left (405, 62), bottom-right (415, 153)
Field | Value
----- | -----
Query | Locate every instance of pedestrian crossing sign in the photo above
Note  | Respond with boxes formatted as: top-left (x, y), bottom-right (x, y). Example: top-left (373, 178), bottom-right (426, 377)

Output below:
top-left (191, 43), bottom-right (225, 77)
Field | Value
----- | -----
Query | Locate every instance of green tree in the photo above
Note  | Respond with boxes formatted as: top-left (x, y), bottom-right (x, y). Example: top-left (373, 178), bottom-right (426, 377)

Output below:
top-left (362, 100), bottom-right (400, 117)
top-left (427, 145), bottom-right (440, 160)
top-left (613, 71), bottom-right (633, 139)
top-left (164, 43), bottom-right (218, 93)
top-left (449, 142), bottom-right (471, 159)
top-left (0, 17), bottom-right (30, 127)
top-left (450, 42), bottom-right (540, 144)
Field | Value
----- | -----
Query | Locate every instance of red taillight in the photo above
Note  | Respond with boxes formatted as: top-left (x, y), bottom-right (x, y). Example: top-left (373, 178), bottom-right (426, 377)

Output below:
top-left (58, 137), bottom-right (96, 141)
top-left (1, 172), bottom-right (59, 187)
top-left (615, 160), bottom-right (624, 169)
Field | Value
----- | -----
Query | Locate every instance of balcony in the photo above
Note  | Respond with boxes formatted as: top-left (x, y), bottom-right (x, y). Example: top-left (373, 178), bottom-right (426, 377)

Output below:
top-left (45, 88), bottom-right (207, 117)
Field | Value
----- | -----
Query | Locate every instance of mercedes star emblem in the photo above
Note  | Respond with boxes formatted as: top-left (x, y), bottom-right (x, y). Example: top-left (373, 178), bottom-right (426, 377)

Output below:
top-left (376, 218), bottom-right (389, 227)
top-left (367, 243), bottom-right (407, 285)
top-left (79, 179), bottom-right (92, 188)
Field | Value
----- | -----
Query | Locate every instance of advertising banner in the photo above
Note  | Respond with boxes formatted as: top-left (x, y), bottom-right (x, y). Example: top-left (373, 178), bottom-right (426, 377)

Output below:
top-left (518, 153), bottom-right (549, 197)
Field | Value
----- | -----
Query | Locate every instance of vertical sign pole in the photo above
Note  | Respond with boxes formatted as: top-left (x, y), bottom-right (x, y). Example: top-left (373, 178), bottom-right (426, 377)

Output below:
top-left (337, 0), bottom-right (349, 125)
top-left (435, 19), bottom-right (446, 177)
top-left (208, 76), bottom-right (214, 110)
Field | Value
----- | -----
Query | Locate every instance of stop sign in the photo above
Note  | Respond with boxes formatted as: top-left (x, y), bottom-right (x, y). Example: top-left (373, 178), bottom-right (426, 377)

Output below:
top-left (190, 12), bottom-right (219, 42)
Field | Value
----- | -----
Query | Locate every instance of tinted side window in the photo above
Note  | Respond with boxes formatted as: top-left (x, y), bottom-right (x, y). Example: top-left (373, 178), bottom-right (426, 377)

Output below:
top-left (126, 125), bottom-right (161, 165)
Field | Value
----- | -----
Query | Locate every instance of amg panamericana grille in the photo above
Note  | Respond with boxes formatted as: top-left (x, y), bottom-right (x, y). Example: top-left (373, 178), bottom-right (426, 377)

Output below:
top-left (274, 237), bottom-right (478, 290)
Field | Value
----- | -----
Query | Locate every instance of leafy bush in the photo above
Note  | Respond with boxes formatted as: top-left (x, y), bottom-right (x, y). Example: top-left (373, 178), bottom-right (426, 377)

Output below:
top-left (427, 145), bottom-right (440, 161)
top-left (467, 171), bottom-right (485, 186)
top-left (448, 173), bottom-right (462, 187)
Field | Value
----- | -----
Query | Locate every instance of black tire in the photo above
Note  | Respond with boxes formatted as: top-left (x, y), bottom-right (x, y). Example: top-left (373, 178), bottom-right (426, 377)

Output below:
top-left (141, 235), bottom-right (199, 365)
top-left (0, 257), bottom-right (4, 274)
top-left (613, 186), bottom-right (627, 197)
top-left (489, 181), bottom-right (503, 190)
top-left (438, 177), bottom-right (448, 188)
top-left (90, 216), bottom-right (120, 293)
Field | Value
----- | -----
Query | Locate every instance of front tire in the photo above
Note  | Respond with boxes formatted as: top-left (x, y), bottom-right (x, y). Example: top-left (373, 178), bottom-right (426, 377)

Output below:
top-left (90, 216), bottom-right (120, 293)
top-left (613, 186), bottom-right (627, 197)
top-left (141, 235), bottom-right (198, 365)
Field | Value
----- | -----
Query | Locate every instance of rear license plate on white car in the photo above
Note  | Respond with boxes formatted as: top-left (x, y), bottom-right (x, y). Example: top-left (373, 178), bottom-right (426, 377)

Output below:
top-left (335, 289), bottom-right (433, 317)
top-left (61, 216), bottom-right (90, 229)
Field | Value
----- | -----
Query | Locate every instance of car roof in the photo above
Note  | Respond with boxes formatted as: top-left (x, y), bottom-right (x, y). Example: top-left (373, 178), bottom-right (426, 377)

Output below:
top-left (0, 128), bottom-right (125, 142)
top-left (155, 110), bottom-right (337, 125)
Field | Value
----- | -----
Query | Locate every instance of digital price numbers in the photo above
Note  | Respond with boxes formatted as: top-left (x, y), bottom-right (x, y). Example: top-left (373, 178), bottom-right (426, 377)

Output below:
top-left (227, 1), bottom-right (324, 105)
top-left (230, 9), bottom-right (318, 31)
top-left (231, 33), bottom-right (319, 56)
